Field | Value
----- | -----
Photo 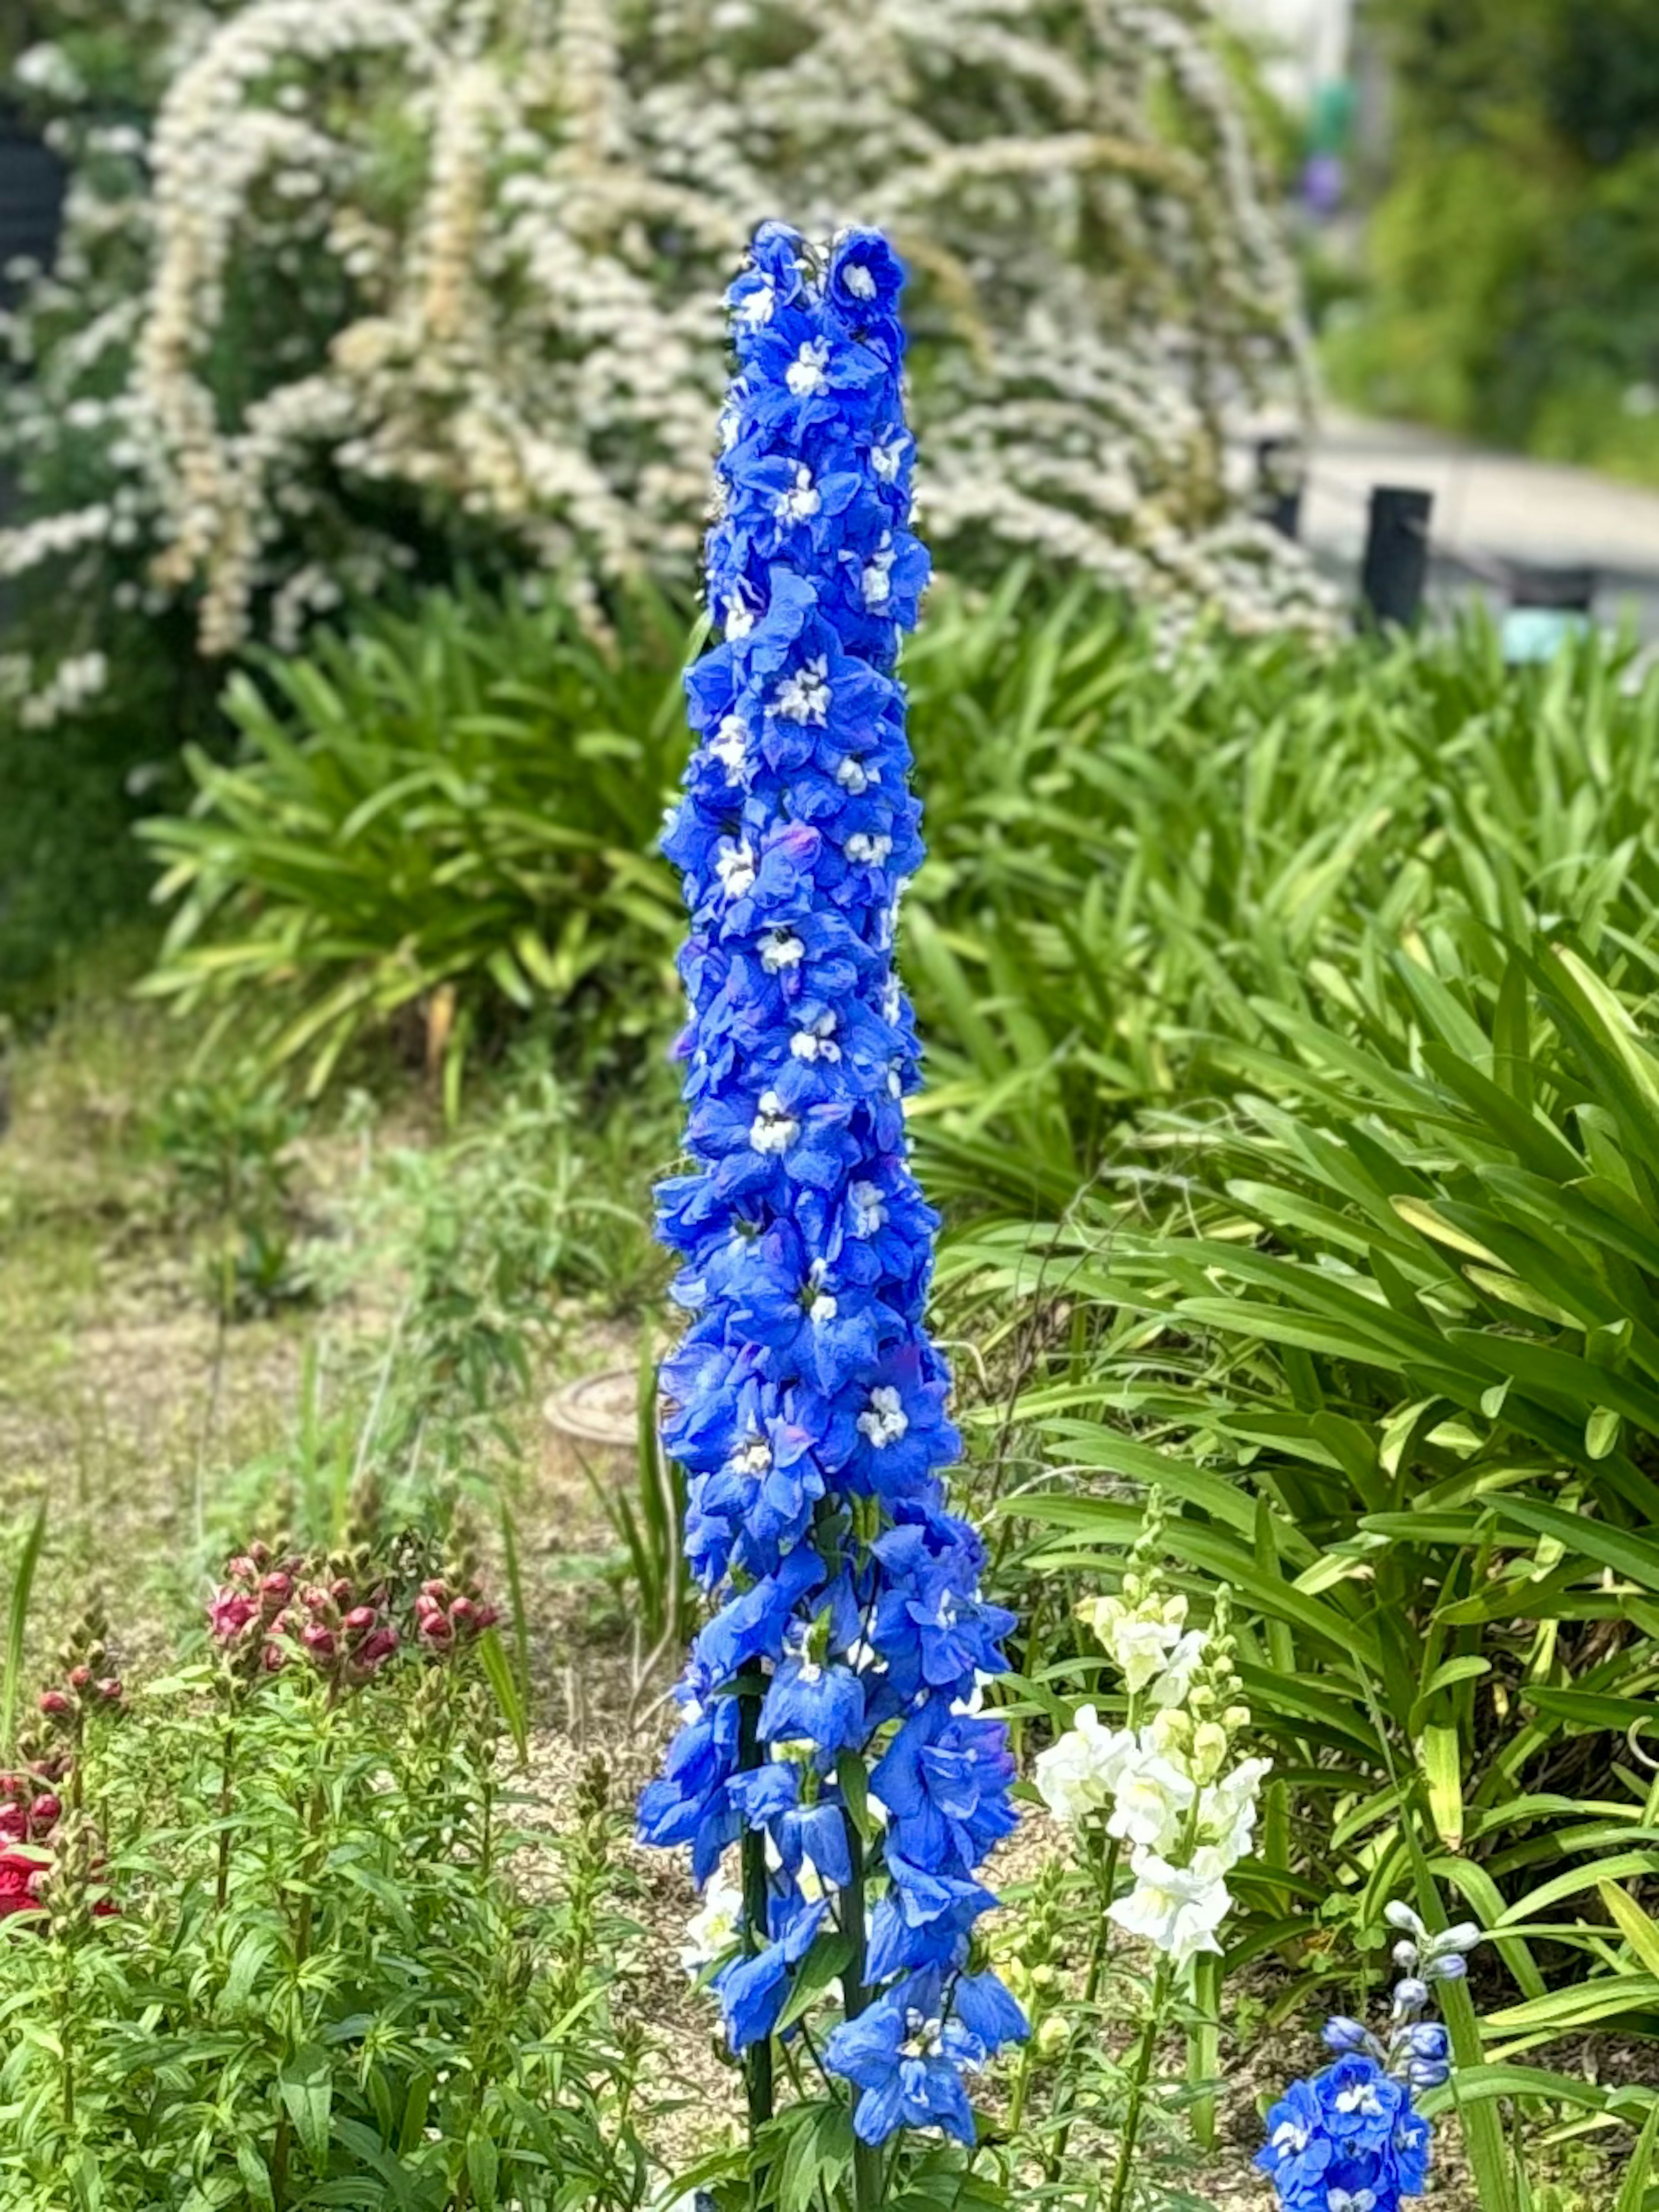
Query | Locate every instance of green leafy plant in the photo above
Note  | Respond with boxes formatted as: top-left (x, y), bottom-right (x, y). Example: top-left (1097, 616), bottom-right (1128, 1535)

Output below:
top-left (154, 1074), bottom-right (311, 1317)
top-left (140, 587), bottom-right (690, 1109)
top-left (948, 927), bottom-right (1659, 2196)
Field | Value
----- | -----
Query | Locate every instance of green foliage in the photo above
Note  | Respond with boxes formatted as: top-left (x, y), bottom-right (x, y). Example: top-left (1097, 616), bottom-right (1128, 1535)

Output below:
top-left (1328, 0), bottom-right (1659, 478)
top-left (949, 930), bottom-right (1659, 2175)
top-left (140, 587), bottom-right (690, 1108)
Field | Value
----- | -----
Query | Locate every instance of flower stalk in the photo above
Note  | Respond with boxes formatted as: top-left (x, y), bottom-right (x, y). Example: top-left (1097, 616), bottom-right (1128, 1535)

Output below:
top-left (640, 221), bottom-right (1026, 2169)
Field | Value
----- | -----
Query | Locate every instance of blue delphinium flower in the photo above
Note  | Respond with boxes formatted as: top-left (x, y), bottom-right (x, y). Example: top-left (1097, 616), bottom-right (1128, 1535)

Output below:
top-left (1258, 1902), bottom-right (1477, 2209)
top-left (640, 221), bottom-right (1024, 2148)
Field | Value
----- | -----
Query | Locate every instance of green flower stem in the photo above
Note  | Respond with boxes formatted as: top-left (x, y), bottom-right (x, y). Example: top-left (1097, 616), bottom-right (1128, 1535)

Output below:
top-left (273, 1685), bottom-right (337, 2211)
top-left (1105, 1956), bottom-right (1174, 2212)
top-left (839, 1811), bottom-right (884, 2212)
top-left (214, 1721), bottom-right (236, 1912)
top-left (735, 1682), bottom-right (775, 2184)
top-left (1041, 1827), bottom-right (1121, 2184)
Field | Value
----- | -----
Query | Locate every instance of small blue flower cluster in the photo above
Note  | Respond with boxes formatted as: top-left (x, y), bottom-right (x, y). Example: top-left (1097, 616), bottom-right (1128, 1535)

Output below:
top-left (1257, 2052), bottom-right (1433, 2212)
top-left (637, 221), bottom-right (1025, 2145)
top-left (1258, 1902), bottom-right (1476, 2210)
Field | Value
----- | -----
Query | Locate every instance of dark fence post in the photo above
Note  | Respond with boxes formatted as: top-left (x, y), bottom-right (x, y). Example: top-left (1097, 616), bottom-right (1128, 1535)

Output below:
top-left (1359, 485), bottom-right (1433, 630)
top-left (1253, 435), bottom-right (1303, 540)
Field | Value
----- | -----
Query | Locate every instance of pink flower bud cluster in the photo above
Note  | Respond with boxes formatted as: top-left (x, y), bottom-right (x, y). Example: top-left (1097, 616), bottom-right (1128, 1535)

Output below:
top-left (412, 1576), bottom-right (499, 1653)
top-left (208, 1543), bottom-right (399, 1689)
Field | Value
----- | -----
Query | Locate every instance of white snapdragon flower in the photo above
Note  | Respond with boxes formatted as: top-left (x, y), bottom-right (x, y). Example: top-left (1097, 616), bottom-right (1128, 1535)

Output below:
top-left (1033, 1703), bottom-right (1136, 1829)
top-left (1108, 1847), bottom-right (1233, 1969)
top-left (679, 1871), bottom-right (744, 1974)
top-left (1148, 1628), bottom-right (1208, 1709)
top-left (1077, 1590), bottom-right (1188, 1693)
top-left (1103, 1744), bottom-right (1197, 1854)
top-left (1198, 1755), bottom-right (1271, 1860)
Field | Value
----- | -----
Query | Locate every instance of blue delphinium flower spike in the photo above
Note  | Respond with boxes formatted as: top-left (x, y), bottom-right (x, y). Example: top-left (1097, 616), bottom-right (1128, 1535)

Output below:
top-left (639, 221), bottom-right (1025, 2147)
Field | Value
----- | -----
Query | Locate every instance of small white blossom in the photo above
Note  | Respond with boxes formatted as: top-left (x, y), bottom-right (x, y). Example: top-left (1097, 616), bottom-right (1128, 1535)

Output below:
top-left (680, 1872), bottom-right (744, 1974)
top-left (844, 831), bottom-right (893, 867)
top-left (715, 839), bottom-right (756, 898)
top-left (1108, 1849), bottom-right (1233, 1969)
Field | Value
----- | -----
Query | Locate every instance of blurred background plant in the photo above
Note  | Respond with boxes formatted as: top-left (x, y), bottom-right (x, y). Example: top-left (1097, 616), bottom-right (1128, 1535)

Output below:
top-left (1320, 0), bottom-right (1659, 482)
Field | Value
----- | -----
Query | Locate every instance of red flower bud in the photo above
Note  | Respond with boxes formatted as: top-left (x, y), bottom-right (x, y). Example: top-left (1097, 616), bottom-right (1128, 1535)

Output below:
top-left (421, 1578), bottom-right (449, 1600)
top-left (356, 1628), bottom-right (399, 1671)
top-left (262, 1643), bottom-right (286, 1673)
top-left (343, 1605), bottom-right (377, 1634)
top-left (301, 1624), bottom-right (336, 1659)
top-left (38, 1691), bottom-right (71, 1717)
top-left (418, 1611), bottom-right (454, 1644)
top-left (28, 1794), bottom-right (60, 1832)
top-left (260, 1571), bottom-right (292, 1602)
top-left (0, 1807), bottom-right (25, 1843)
top-left (330, 1578), bottom-right (354, 1605)
top-left (67, 1666), bottom-right (92, 1692)
top-left (449, 1597), bottom-right (477, 1625)
top-left (97, 1679), bottom-right (123, 1705)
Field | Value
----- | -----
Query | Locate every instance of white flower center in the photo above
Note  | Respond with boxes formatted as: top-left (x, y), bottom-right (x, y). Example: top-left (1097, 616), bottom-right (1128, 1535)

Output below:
top-left (774, 657), bottom-right (830, 725)
top-left (809, 1293), bottom-right (838, 1324)
top-left (856, 1386), bottom-right (909, 1448)
top-left (786, 339), bottom-right (830, 396)
top-left (836, 755), bottom-right (875, 794)
top-left (790, 1012), bottom-right (839, 1061)
top-left (738, 279), bottom-right (775, 327)
top-left (711, 713), bottom-right (749, 780)
top-left (849, 1181), bottom-right (885, 1236)
top-left (844, 831), bottom-right (892, 867)
top-left (844, 264), bottom-right (877, 301)
top-left (774, 464), bottom-right (821, 525)
top-left (762, 930), bottom-right (804, 973)
top-left (748, 1091), bottom-right (798, 1153)
top-left (871, 437), bottom-right (906, 482)
top-left (715, 840), bottom-right (756, 898)
top-left (724, 591), bottom-right (756, 638)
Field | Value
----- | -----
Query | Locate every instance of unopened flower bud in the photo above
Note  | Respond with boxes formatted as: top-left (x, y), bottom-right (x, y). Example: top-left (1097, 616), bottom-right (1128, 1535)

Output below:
top-left (1424, 1951), bottom-right (1467, 1983)
top-left (67, 1666), bottom-right (91, 1691)
top-left (343, 1606), bottom-right (376, 1634)
top-left (28, 1794), bottom-right (60, 1830)
top-left (419, 1611), bottom-right (454, 1644)
top-left (1391, 1939), bottom-right (1418, 1971)
top-left (1036, 2015), bottom-right (1069, 2060)
top-left (330, 1578), bottom-right (353, 1605)
top-left (38, 1691), bottom-right (71, 1717)
top-left (1391, 1977), bottom-right (1429, 2017)
top-left (1322, 2017), bottom-right (1370, 2054)
top-left (301, 1624), bottom-right (336, 1659)
top-left (261, 1572), bottom-right (292, 1602)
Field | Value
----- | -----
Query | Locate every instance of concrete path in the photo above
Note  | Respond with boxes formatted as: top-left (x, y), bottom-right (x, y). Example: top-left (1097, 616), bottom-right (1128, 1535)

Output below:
top-left (1300, 409), bottom-right (1659, 635)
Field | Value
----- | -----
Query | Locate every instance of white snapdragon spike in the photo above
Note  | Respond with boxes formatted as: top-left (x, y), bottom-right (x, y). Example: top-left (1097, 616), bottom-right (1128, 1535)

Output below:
top-left (1148, 1628), bottom-right (1208, 1708)
top-left (1104, 1743), bottom-right (1198, 1854)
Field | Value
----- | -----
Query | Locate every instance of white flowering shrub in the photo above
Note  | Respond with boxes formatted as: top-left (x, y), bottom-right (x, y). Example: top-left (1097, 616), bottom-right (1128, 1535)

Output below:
top-left (1, 0), bottom-right (1329, 708)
